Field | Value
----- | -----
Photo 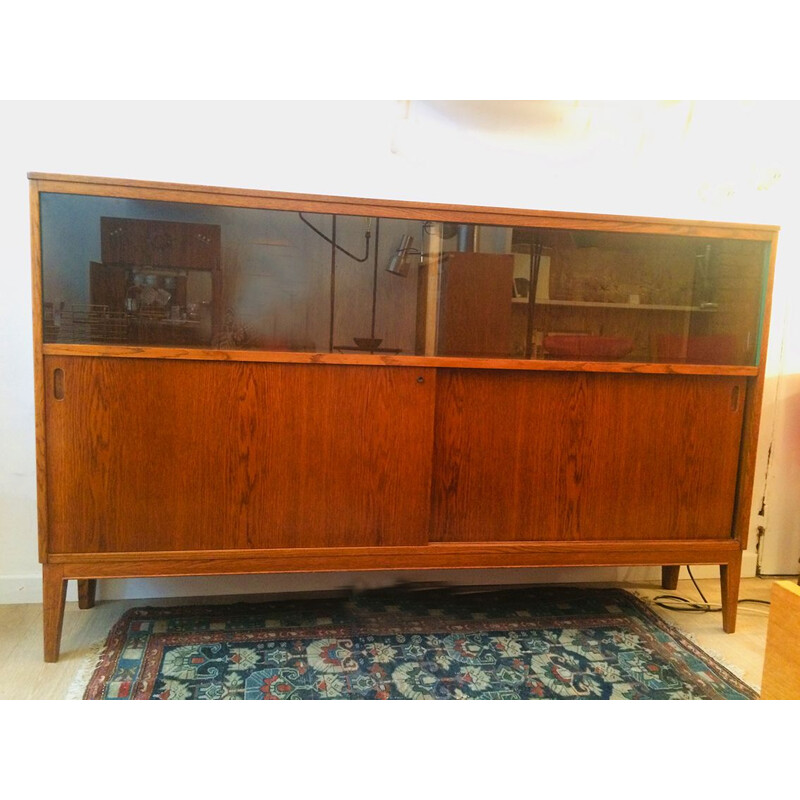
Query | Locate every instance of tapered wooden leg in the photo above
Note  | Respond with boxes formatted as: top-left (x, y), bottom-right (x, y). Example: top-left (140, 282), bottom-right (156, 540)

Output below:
top-left (661, 566), bottom-right (681, 590)
top-left (77, 579), bottom-right (97, 609)
top-left (720, 553), bottom-right (742, 634)
top-left (43, 565), bottom-right (67, 662)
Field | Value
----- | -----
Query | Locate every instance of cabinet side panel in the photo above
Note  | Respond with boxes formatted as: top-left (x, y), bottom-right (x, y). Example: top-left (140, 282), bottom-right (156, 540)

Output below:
top-left (431, 370), bottom-right (745, 542)
top-left (43, 357), bottom-right (433, 552)
top-left (30, 182), bottom-right (48, 560)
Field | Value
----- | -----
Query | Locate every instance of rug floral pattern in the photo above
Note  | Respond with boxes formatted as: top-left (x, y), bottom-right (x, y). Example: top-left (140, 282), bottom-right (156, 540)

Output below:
top-left (82, 587), bottom-right (756, 700)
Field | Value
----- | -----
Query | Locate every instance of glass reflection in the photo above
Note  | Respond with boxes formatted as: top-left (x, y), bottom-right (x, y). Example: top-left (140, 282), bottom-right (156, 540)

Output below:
top-left (40, 192), bottom-right (767, 366)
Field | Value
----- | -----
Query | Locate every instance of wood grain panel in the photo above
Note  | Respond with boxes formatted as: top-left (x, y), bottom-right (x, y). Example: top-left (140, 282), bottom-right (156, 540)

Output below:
top-left (732, 234), bottom-right (778, 550)
top-left (48, 539), bottom-right (742, 577)
top-left (431, 370), bottom-right (745, 542)
top-left (437, 253), bottom-right (514, 357)
top-left (760, 581), bottom-right (800, 699)
top-left (43, 357), bottom-right (435, 553)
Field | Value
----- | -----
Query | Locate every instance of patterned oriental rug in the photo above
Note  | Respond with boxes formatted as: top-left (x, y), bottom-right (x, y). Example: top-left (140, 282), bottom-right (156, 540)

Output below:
top-left (78, 586), bottom-right (756, 700)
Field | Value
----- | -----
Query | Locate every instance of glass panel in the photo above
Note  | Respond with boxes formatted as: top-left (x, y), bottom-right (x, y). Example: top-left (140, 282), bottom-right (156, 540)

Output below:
top-left (39, 193), bottom-right (426, 354)
top-left (40, 192), bottom-right (768, 365)
top-left (509, 228), bottom-right (768, 365)
top-left (41, 193), bottom-right (222, 348)
top-left (407, 221), bottom-right (769, 365)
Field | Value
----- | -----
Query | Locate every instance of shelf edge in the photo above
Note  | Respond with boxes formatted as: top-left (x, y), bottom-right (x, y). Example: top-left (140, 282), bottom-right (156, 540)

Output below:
top-left (41, 343), bottom-right (760, 376)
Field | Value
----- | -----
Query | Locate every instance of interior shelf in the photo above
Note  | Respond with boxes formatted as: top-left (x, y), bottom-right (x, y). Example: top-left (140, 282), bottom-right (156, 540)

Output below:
top-left (511, 298), bottom-right (718, 312)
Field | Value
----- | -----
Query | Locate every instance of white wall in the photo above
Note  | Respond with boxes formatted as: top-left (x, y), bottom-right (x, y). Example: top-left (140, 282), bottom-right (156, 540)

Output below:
top-left (1, 100), bottom-right (798, 604)
top-left (759, 222), bottom-right (800, 574)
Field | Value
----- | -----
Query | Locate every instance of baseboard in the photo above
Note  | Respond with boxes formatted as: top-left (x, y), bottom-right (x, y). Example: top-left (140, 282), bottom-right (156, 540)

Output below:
top-left (685, 551), bottom-right (758, 581)
top-left (0, 574), bottom-right (46, 604)
top-left (0, 554), bottom-right (759, 605)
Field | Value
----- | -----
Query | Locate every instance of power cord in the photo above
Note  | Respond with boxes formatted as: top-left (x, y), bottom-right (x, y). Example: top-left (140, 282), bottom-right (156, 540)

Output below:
top-left (651, 566), bottom-right (771, 613)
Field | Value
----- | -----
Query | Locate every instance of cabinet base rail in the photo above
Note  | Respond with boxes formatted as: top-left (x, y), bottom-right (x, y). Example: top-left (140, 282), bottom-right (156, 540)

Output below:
top-left (42, 541), bottom-right (743, 662)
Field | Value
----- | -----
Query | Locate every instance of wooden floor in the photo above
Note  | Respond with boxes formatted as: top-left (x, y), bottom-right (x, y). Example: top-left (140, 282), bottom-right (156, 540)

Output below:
top-left (0, 576), bottom-right (777, 700)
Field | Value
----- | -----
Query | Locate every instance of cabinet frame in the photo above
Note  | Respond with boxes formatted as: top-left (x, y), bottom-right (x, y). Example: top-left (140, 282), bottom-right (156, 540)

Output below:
top-left (29, 173), bottom-right (779, 661)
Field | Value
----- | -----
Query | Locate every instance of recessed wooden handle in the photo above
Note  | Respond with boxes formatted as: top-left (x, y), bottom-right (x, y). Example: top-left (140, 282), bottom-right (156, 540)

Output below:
top-left (53, 368), bottom-right (64, 400)
top-left (731, 384), bottom-right (740, 412)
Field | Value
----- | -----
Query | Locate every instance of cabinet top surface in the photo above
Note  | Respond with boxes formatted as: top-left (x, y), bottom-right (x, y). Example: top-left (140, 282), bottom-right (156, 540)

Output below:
top-left (28, 172), bottom-right (780, 238)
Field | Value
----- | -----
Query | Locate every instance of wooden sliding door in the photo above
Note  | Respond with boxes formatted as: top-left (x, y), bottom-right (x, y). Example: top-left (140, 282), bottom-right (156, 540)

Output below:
top-left (43, 357), bottom-right (435, 553)
top-left (431, 369), bottom-right (746, 543)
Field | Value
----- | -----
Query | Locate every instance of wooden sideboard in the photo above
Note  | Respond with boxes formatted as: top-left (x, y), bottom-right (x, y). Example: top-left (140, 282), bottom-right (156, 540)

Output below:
top-left (29, 173), bottom-right (779, 661)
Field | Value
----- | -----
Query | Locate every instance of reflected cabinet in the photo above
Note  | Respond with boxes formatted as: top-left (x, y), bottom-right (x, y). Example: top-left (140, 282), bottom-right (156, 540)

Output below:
top-left (30, 173), bottom-right (778, 660)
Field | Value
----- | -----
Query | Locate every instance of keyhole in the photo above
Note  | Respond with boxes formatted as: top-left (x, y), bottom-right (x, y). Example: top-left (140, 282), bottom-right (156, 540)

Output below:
top-left (53, 368), bottom-right (65, 400)
top-left (731, 384), bottom-right (740, 412)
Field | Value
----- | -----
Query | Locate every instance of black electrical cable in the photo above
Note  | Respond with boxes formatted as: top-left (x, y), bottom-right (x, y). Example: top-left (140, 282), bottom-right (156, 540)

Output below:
top-left (651, 565), bottom-right (771, 613)
top-left (299, 212), bottom-right (371, 262)
top-left (651, 594), bottom-right (716, 613)
top-left (687, 565), bottom-right (709, 604)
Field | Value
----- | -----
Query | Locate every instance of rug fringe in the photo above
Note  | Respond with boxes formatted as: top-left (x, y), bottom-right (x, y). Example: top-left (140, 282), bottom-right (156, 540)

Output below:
top-left (628, 588), bottom-right (761, 694)
top-left (65, 641), bottom-right (107, 700)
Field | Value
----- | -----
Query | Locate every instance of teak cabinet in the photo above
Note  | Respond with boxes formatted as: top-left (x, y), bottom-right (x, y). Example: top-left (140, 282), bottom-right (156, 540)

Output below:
top-left (29, 173), bottom-right (779, 661)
